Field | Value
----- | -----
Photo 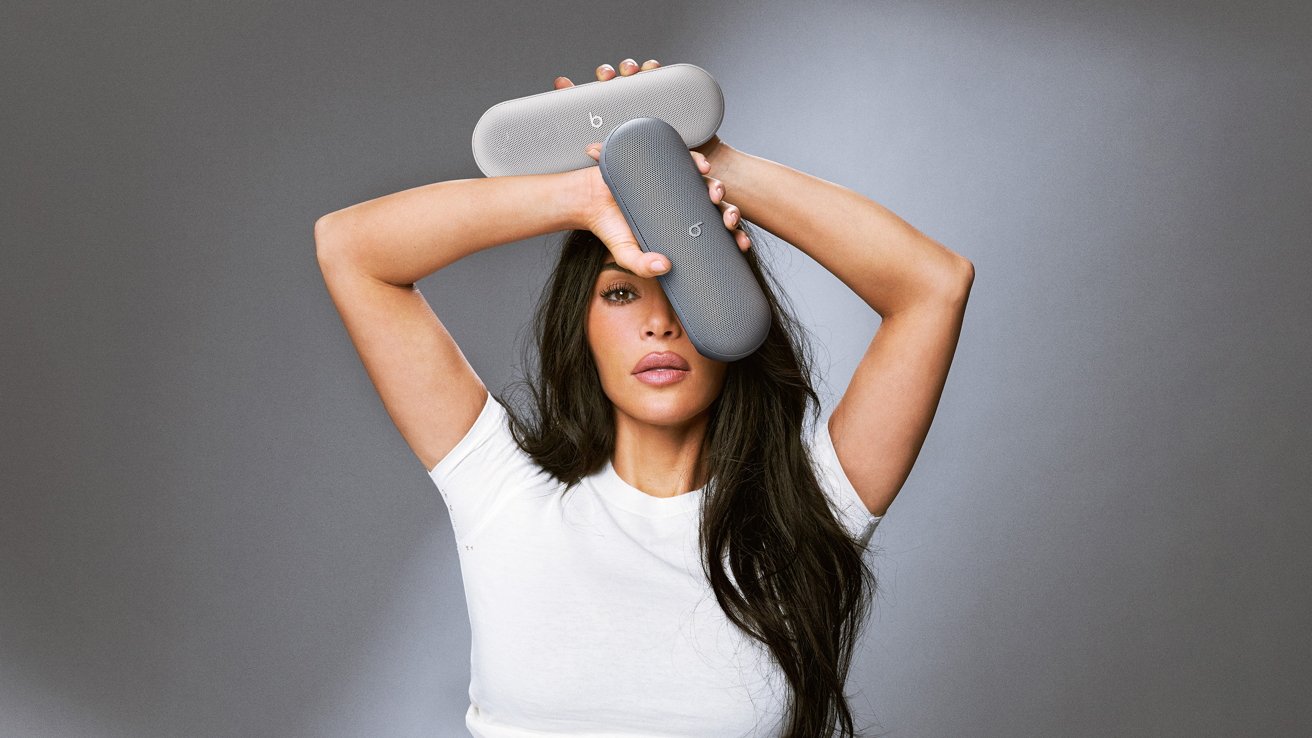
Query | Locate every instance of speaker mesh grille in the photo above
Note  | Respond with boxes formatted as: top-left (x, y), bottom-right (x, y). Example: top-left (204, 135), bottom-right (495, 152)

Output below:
top-left (600, 118), bottom-right (771, 361)
top-left (472, 64), bottom-right (725, 177)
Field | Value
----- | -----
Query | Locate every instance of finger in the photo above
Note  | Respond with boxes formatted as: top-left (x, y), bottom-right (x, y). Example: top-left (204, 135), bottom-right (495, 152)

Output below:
top-left (736, 229), bottom-right (751, 252)
top-left (553, 76), bottom-right (573, 89)
top-left (705, 177), bottom-right (724, 203)
top-left (640, 59), bottom-right (660, 71)
top-left (615, 242), bottom-right (668, 277)
top-left (721, 202), bottom-right (741, 230)
top-left (586, 143), bottom-right (601, 160)
top-left (597, 64), bottom-right (616, 81)
top-left (619, 58), bottom-right (639, 76)
top-left (690, 151), bottom-right (709, 173)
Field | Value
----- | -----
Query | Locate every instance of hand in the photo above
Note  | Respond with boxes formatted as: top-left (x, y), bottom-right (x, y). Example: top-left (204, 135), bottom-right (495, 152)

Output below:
top-left (554, 58), bottom-right (750, 279)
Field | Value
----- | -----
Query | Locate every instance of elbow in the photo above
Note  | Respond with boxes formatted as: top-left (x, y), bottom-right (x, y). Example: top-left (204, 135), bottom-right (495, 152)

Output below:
top-left (955, 257), bottom-right (975, 291)
top-left (314, 213), bottom-right (346, 261)
top-left (935, 256), bottom-right (974, 306)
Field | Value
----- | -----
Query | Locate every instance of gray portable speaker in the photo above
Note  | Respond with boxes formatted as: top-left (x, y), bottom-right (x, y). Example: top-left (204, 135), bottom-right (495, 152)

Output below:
top-left (598, 117), bottom-right (771, 362)
top-left (471, 63), bottom-right (724, 177)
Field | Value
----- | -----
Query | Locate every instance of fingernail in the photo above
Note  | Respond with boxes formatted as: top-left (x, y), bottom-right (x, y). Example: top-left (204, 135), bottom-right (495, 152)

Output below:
top-left (653, 258), bottom-right (668, 272)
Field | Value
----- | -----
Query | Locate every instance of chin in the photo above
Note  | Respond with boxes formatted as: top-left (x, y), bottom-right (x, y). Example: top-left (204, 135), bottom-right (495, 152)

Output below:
top-left (612, 373), bottom-right (720, 422)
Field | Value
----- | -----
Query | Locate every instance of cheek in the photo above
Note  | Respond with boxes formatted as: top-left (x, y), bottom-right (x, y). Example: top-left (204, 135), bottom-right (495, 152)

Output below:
top-left (586, 300), bottom-right (617, 361)
top-left (589, 304), bottom-right (646, 379)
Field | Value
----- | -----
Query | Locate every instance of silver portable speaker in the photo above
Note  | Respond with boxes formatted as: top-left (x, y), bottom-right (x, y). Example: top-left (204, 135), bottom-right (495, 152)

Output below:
top-left (598, 117), bottom-right (771, 362)
top-left (471, 63), bottom-right (724, 177)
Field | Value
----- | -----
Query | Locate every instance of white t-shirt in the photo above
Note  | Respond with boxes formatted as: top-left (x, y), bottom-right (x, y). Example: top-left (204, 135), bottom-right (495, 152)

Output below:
top-left (428, 391), bottom-right (882, 737)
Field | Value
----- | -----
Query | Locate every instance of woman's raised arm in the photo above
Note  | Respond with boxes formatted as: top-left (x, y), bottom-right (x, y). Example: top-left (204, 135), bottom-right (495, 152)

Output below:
top-left (315, 171), bottom-right (583, 287)
top-left (313, 172), bottom-right (585, 472)
top-left (707, 143), bottom-right (974, 517)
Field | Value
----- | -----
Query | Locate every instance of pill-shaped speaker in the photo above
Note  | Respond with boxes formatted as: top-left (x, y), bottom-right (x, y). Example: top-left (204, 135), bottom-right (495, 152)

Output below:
top-left (598, 117), bottom-right (771, 362)
top-left (472, 63), bottom-right (724, 177)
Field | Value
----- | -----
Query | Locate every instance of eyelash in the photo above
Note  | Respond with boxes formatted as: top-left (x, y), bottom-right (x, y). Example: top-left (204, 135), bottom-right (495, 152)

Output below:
top-left (600, 280), bottom-right (639, 305)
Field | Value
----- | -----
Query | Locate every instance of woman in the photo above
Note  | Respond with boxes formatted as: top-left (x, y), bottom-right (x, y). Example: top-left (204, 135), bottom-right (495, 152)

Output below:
top-left (315, 58), bottom-right (972, 738)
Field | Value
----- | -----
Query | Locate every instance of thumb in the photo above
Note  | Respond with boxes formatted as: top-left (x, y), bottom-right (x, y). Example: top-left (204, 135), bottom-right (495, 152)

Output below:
top-left (597, 229), bottom-right (668, 278)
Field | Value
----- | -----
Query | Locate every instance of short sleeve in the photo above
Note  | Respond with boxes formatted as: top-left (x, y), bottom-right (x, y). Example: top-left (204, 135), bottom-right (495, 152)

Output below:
top-left (427, 391), bottom-right (548, 544)
top-left (810, 414), bottom-right (883, 548)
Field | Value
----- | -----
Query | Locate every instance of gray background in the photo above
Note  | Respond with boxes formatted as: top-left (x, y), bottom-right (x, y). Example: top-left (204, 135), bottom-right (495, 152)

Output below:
top-left (2, 0), bottom-right (1308, 735)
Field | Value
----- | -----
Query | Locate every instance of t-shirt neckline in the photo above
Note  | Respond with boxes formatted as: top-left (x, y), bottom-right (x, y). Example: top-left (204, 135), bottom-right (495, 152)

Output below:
top-left (596, 458), bottom-right (704, 518)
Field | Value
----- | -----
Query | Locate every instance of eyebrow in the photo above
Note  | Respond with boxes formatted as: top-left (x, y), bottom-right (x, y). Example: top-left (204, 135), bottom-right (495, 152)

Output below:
top-left (600, 261), bottom-right (637, 276)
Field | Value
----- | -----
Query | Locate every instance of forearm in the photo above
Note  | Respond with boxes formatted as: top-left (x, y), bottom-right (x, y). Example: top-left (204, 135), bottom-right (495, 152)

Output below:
top-left (314, 171), bottom-right (583, 286)
top-left (710, 143), bottom-right (970, 316)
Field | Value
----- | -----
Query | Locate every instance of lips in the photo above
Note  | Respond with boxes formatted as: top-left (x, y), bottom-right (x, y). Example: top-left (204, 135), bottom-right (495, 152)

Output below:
top-left (632, 350), bottom-right (692, 374)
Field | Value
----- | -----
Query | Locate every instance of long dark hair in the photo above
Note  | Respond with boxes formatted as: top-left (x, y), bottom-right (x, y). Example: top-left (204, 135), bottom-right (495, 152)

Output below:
top-left (499, 221), bottom-right (878, 737)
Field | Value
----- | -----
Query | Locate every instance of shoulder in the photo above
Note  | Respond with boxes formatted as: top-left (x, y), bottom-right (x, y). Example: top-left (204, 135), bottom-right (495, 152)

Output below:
top-left (427, 392), bottom-right (553, 543)
top-left (810, 412), bottom-right (883, 546)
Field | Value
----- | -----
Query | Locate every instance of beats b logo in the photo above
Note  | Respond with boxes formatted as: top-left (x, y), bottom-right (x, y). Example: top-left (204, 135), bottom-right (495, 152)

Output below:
top-left (589, 112), bottom-right (603, 128)
top-left (689, 221), bottom-right (703, 237)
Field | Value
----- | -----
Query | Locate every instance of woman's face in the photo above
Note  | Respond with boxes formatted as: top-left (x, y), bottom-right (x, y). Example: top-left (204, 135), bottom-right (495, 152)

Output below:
top-left (585, 257), bottom-right (727, 426)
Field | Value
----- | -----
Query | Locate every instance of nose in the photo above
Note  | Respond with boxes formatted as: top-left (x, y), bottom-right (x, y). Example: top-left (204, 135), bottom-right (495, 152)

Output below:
top-left (642, 294), bottom-right (683, 338)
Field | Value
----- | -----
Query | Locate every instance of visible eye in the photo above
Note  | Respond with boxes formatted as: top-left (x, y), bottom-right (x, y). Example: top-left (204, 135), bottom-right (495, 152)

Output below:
top-left (600, 281), bottom-right (639, 305)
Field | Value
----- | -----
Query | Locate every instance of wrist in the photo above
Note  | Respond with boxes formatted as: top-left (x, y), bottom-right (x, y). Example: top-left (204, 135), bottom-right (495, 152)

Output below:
top-left (557, 167), bottom-right (596, 232)
top-left (696, 137), bottom-right (740, 186)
